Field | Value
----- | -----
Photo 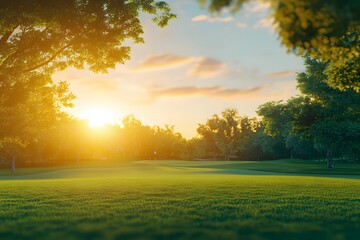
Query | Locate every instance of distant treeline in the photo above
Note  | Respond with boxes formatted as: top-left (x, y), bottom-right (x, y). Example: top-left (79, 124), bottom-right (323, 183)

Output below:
top-left (0, 107), bottom-right (359, 169)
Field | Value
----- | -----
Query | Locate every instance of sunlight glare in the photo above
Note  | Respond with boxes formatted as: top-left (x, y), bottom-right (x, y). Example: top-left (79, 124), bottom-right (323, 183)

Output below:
top-left (82, 108), bottom-right (117, 127)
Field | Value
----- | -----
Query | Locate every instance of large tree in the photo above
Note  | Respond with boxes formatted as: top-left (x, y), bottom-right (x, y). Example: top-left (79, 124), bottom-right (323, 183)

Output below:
top-left (200, 0), bottom-right (360, 92)
top-left (295, 58), bottom-right (360, 167)
top-left (258, 57), bottom-right (360, 167)
top-left (0, 76), bottom-right (75, 174)
top-left (0, 1), bottom-right (175, 172)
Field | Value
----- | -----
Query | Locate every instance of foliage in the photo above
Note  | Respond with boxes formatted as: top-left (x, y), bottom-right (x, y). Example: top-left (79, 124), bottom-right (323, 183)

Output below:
top-left (197, 109), bottom-right (242, 160)
top-left (295, 58), bottom-right (360, 160)
top-left (196, 109), bottom-right (285, 160)
top-left (200, 0), bottom-right (359, 58)
top-left (0, 0), bottom-right (175, 74)
top-left (1, 115), bottom-right (187, 166)
top-left (258, 57), bottom-right (360, 167)
top-left (200, 0), bottom-right (360, 91)
top-left (0, 75), bottom-right (75, 161)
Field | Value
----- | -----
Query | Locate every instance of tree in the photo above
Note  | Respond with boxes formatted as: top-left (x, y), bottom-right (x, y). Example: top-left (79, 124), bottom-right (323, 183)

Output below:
top-left (0, 1), bottom-right (175, 75)
top-left (197, 114), bottom-right (221, 160)
top-left (0, 77), bottom-right (74, 174)
top-left (295, 58), bottom-right (360, 167)
top-left (234, 117), bottom-right (291, 161)
top-left (200, 0), bottom-right (360, 91)
top-left (118, 115), bottom-right (186, 160)
top-left (0, 0), bottom-right (175, 131)
top-left (258, 57), bottom-right (360, 168)
top-left (197, 109), bottom-right (241, 161)
top-left (185, 137), bottom-right (208, 160)
top-left (120, 115), bottom-right (152, 160)
top-left (256, 100), bottom-right (311, 160)
top-left (219, 109), bottom-right (242, 160)
top-left (252, 128), bottom-right (289, 160)
top-left (153, 125), bottom-right (186, 160)
top-left (196, 109), bottom-right (289, 161)
top-left (235, 116), bottom-right (259, 160)
top-left (42, 118), bottom-right (93, 166)
top-left (0, 1), bottom-right (175, 172)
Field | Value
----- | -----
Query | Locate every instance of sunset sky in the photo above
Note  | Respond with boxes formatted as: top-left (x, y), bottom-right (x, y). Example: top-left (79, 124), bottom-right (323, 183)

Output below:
top-left (53, 0), bottom-right (304, 138)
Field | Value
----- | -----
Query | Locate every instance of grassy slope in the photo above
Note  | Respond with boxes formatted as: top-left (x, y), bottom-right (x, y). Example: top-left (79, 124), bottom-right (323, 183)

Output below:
top-left (0, 160), bottom-right (360, 240)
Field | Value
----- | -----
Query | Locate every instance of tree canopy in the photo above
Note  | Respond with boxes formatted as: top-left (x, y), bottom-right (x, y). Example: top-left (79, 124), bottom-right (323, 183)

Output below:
top-left (258, 57), bottom-right (360, 167)
top-left (197, 109), bottom-right (267, 161)
top-left (0, 0), bottom-right (175, 75)
top-left (200, 0), bottom-right (360, 92)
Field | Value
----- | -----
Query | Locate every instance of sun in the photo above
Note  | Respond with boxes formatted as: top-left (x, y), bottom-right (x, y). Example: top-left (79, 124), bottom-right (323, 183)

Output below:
top-left (82, 108), bottom-right (117, 127)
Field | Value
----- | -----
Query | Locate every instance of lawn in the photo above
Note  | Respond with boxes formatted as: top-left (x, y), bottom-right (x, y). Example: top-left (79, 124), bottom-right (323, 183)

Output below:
top-left (0, 160), bottom-right (360, 240)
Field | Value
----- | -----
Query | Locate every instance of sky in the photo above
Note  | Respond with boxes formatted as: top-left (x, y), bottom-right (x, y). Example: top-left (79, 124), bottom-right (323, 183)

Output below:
top-left (53, 0), bottom-right (304, 139)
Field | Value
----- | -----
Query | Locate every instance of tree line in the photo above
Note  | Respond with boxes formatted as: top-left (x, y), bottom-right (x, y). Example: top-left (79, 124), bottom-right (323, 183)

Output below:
top-left (0, 115), bottom-right (187, 169)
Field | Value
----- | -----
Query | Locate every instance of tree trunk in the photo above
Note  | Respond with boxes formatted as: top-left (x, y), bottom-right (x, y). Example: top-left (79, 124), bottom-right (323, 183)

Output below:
top-left (327, 147), bottom-right (334, 168)
top-left (11, 155), bottom-right (16, 176)
top-left (213, 142), bottom-right (216, 161)
top-left (226, 145), bottom-right (229, 161)
top-left (290, 149), bottom-right (293, 159)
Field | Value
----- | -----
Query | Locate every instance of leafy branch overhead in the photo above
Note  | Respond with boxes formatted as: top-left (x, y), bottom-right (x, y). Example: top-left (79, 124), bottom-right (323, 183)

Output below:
top-left (0, 0), bottom-right (176, 74)
top-left (200, 0), bottom-right (360, 92)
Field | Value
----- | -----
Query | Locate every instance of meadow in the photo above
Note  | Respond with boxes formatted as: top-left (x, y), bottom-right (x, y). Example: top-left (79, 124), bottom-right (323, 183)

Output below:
top-left (1, 160), bottom-right (360, 240)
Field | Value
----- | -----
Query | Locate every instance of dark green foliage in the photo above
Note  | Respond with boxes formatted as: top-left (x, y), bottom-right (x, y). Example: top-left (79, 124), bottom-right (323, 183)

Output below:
top-left (197, 109), bottom-right (242, 160)
top-left (196, 109), bottom-right (291, 161)
top-left (295, 58), bottom-right (360, 161)
top-left (258, 57), bottom-right (360, 167)
top-left (201, 0), bottom-right (360, 57)
top-left (200, 0), bottom-right (360, 92)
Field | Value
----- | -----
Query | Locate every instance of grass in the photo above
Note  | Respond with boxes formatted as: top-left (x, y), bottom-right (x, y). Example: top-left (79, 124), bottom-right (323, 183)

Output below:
top-left (0, 160), bottom-right (360, 240)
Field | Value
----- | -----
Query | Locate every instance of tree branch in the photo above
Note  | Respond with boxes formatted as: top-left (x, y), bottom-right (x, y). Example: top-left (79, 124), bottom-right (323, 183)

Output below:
top-left (22, 43), bottom-right (71, 73)
top-left (0, 26), bottom-right (18, 47)
top-left (0, 49), bottom-right (20, 68)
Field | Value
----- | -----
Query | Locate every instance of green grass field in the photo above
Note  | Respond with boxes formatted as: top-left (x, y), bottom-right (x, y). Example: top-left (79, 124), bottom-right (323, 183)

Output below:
top-left (1, 160), bottom-right (360, 240)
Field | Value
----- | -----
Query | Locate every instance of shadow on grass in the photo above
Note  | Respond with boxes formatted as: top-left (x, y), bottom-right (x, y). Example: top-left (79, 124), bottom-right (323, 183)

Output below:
top-left (189, 160), bottom-right (360, 179)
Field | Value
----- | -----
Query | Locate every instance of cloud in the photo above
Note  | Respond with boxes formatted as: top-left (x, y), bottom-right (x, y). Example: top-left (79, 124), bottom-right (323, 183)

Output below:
top-left (191, 15), bottom-right (209, 22)
top-left (249, 1), bottom-right (270, 13)
top-left (253, 17), bottom-right (274, 29)
top-left (236, 22), bottom-right (248, 28)
top-left (191, 15), bottom-right (234, 23)
top-left (266, 71), bottom-right (296, 78)
top-left (76, 79), bottom-right (120, 92)
top-left (53, 69), bottom-right (120, 92)
top-left (150, 86), bottom-right (267, 99)
top-left (266, 81), bottom-right (299, 100)
top-left (131, 54), bottom-right (195, 71)
top-left (131, 54), bottom-right (228, 78)
top-left (188, 57), bottom-right (227, 78)
top-left (209, 17), bottom-right (234, 23)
